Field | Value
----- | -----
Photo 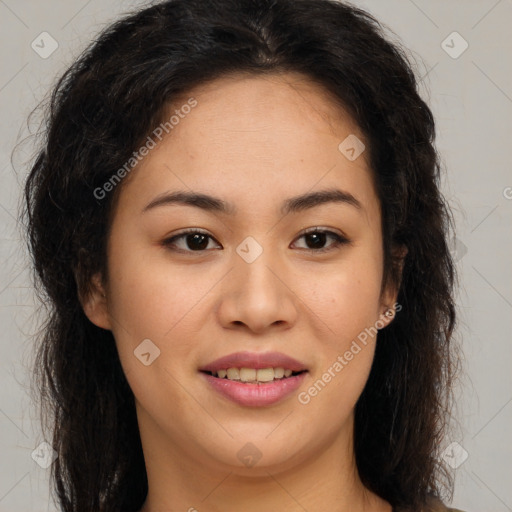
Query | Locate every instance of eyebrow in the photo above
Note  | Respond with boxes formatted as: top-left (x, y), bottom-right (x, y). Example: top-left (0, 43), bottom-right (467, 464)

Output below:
top-left (142, 188), bottom-right (363, 216)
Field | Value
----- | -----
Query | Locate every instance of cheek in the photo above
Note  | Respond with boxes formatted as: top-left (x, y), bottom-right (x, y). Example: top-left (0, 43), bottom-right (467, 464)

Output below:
top-left (105, 252), bottom-right (207, 418)
top-left (105, 243), bottom-right (212, 384)
top-left (107, 240), bottom-right (208, 335)
top-left (296, 281), bottom-right (379, 426)
top-left (297, 257), bottom-right (383, 340)
top-left (293, 257), bottom-right (382, 408)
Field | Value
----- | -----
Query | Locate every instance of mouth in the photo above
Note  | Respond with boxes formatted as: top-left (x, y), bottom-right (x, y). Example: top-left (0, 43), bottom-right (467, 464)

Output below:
top-left (200, 367), bottom-right (308, 384)
top-left (198, 351), bottom-right (309, 405)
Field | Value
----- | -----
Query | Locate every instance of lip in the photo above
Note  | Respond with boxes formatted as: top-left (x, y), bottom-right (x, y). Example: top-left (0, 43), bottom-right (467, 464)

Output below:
top-left (199, 351), bottom-right (308, 372)
top-left (200, 371), bottom-right (308, 407)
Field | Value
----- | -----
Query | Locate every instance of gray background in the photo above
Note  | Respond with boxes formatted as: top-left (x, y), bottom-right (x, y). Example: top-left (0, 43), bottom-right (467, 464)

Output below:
top-left (1, 0), bottom-right (511, 510)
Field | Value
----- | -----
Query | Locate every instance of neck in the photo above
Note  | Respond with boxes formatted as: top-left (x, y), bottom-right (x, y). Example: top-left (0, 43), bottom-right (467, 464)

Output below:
top-left (136, 404), bottom-right (391, 512)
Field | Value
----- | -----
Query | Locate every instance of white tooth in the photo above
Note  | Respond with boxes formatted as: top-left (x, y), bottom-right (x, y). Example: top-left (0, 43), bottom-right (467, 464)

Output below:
top-left (273, 367), bottom-right (285, 379)
top-left (226, 367), bottom-right (240, 380)
top-left (220, 367), bottom-right (296, 382)
top-left (256, 368), bottom-right (275, 382)
top-left (240, 368), bottom-right (257, 382)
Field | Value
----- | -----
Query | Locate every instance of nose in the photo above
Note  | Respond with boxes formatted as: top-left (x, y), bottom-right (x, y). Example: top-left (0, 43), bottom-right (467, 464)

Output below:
top-left (216, 243), bottom-right (299, 334)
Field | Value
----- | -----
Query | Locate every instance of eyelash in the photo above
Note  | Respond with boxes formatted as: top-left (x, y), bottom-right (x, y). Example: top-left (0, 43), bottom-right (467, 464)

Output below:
top-left (161, 227), bottom-right (351, 254)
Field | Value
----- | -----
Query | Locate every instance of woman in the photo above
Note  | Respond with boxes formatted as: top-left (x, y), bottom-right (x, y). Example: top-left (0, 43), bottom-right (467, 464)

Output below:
top-left (22, 0), bottom-right (462, 511)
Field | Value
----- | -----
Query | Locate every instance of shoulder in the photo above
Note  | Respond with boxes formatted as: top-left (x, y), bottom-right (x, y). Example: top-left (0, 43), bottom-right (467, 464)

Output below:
top-left (426, 495), bottom-right (466, 512)
top-left (395, 496), bottom-right (467, 512)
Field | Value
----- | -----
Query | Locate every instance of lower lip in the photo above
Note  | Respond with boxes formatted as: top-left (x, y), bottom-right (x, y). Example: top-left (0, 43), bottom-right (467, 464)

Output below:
top-left (200, 371), bottom-right (307, 407)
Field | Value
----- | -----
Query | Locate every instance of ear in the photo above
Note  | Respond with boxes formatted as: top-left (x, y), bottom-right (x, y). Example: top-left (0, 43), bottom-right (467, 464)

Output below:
top-left (80, 272), bottom-right (112, 330)
top-left (378, 245), bottom-right (408, 329)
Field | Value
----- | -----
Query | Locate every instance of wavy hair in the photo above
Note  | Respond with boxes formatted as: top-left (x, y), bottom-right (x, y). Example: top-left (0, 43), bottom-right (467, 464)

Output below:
top-left (21, 0), bottom-right (459, 510)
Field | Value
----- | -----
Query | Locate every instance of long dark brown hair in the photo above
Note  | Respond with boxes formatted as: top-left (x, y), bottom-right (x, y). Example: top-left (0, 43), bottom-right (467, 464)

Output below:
top-left (21, 0), bottom-right (459, 510)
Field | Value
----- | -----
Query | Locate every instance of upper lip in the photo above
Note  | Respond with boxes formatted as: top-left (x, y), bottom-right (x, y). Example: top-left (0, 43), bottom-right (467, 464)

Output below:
top-left (199, 351), bottom-right (308, 372)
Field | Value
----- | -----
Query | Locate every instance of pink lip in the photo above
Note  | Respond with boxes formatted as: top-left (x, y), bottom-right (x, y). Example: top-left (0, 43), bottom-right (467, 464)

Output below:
top-left (199, 351), bottom-right (308, 372)
top-left (200, 371), bottom-right (307, 407)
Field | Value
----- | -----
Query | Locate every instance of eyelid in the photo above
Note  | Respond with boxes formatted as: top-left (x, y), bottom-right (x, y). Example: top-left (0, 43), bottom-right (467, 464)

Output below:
top-left (295, 225), bottom-right (348, 238)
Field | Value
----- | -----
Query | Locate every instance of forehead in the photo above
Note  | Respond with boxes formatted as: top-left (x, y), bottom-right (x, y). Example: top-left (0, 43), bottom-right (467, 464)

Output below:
top-left (114, 71), bottom-right (377, 223)
top-left (173, 70), bottom-right (359, 139)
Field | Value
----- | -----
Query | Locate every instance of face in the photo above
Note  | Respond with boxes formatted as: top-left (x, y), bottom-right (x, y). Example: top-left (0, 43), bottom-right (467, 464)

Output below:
top-left (84, 72), bottom-right (400, 476)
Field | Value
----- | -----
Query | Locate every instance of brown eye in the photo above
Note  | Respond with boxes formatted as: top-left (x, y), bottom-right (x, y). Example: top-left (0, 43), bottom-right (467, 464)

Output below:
top-left (292, 229), bottom-right (350, 253)
top-left (181, 233), bottom-right (209, 251)
top-left (304, 232), bottom-right (329, 250)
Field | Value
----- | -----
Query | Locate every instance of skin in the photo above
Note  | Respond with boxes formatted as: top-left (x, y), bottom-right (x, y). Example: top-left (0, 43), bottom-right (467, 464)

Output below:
top-left (83, 71), bottom-right (405, 512)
